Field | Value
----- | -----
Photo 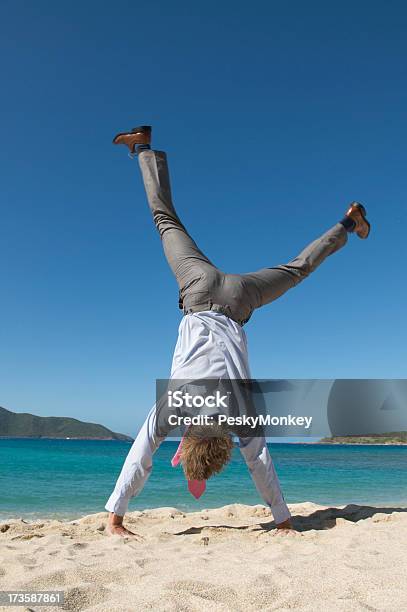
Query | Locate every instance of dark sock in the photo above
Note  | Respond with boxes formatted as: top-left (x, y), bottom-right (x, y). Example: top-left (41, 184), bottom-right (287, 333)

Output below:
top-left (136, 144), bottom-right (151, 155)
top-left (339, 216), bottom-right (356, 232)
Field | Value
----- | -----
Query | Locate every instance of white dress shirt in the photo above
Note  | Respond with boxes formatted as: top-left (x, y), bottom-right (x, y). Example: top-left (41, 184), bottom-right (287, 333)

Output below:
top-left (105, 311), bottom-right (291, 524)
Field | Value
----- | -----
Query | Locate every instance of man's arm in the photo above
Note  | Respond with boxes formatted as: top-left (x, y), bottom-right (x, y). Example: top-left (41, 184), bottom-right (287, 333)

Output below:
top-left (238, 436), bottom-right (292, 526)
top-left (105, 404), bottom-right (164, 516)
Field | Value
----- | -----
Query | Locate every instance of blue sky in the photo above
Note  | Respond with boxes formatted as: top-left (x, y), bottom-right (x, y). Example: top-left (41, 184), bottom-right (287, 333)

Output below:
top-left (1, 1), bottom-right (406, 437)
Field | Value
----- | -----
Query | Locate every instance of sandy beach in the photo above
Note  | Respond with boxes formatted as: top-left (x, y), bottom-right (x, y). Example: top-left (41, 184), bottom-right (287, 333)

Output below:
top-left (1, 502), bottom-right (406, 611)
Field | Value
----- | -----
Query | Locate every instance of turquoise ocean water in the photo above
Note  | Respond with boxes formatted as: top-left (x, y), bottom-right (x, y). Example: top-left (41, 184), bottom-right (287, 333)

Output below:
top-left (1, 439), bottom-right (406, 520)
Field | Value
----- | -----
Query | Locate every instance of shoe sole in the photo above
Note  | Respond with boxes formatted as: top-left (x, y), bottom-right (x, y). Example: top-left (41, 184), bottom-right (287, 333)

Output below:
top-left (112, 126), bottom-right (151, 146)
top-left (353, 202), bottom-right (371, 238)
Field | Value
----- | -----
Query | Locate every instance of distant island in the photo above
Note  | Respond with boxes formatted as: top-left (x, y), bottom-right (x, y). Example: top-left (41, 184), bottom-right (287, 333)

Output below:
top-left (0, 406), bottom-right (133, 441)
top-left (319, 432), bottom-right (407, 445)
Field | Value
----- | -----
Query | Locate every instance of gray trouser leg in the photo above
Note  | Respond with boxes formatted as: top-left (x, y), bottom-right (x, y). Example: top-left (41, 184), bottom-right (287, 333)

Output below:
top-left (242, 223), bottom-right (348, 310)
top-left (138, 148), bottom-right (349, 324)
top-left (138, 149), bottom-right (215, 289)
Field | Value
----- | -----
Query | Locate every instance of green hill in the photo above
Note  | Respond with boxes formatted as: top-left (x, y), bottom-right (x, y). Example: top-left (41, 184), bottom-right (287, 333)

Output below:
top-left (0, 406), bottom-right (133, 441)
top-left (319, 432), bottom-right (407, 445)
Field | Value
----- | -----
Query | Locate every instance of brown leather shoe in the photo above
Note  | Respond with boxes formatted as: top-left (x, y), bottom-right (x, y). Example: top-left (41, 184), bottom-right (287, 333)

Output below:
top-left (112, 125), bottom-right (151, 153)
top-left (345, 202), bottom-right (371, 239)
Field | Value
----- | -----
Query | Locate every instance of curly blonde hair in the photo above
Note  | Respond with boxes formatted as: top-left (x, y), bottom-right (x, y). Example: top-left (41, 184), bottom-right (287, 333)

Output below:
top-left (180, 424), bottom-right (234, 481)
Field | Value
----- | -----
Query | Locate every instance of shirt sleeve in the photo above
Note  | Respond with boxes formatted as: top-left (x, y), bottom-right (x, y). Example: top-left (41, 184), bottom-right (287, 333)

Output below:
top-left (238, 436), bottom-right (291, 525)
top-left (105, 404), bottom-right (164, 515)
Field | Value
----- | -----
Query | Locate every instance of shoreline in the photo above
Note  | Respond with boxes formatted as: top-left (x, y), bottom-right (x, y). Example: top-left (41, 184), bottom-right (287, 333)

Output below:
top-left (0, 436), bottom-right (134, 441)
top-left (314, 442), bottom-right (407, 446)
top-left (1, 436), bottom-right (406, 445)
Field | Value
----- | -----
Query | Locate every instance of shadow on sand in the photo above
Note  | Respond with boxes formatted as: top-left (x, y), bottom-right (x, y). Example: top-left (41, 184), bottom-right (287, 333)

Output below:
top-left (172, 505), bottom-right (407, 536)
top-left (271, 504), bottom-right (407, 532)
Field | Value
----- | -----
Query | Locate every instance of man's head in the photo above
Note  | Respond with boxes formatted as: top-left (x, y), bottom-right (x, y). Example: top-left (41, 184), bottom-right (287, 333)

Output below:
top-left (180, 424), bottom-right (233, 481)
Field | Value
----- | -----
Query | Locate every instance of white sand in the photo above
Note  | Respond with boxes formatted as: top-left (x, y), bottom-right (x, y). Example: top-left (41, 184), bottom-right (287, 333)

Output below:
top-left (1, 502), bottom-right (406, 611)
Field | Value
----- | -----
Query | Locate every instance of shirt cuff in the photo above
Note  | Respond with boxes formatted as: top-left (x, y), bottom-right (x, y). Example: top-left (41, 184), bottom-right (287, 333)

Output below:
top-left (105, 496), bottom-right (129, 516)
top-left (270, 501), bottom-right (291, 525)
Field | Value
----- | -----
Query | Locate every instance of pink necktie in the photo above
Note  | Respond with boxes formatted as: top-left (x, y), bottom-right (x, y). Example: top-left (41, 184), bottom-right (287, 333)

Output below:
top-left (171, 430), bottom-right (206, 499)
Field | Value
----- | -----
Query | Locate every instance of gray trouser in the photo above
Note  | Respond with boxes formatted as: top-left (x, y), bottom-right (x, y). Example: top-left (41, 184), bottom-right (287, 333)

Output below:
top-left (138, 149), bottom-right (348, 326)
